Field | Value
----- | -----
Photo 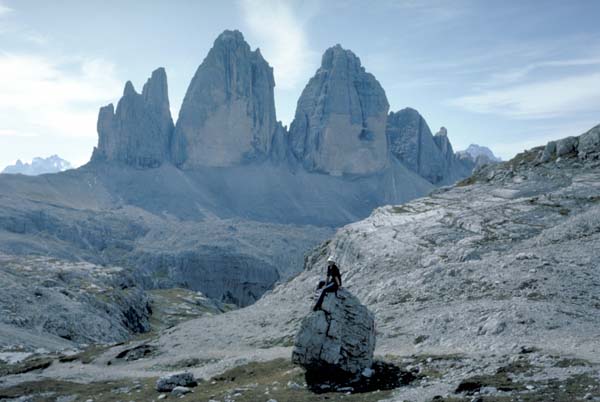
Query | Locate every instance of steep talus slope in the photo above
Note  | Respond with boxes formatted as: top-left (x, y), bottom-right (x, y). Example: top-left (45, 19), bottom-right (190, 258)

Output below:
top-left (0, 164), bottom-right (335, 306)
top-left (128, 125), bottom-right (600, 380)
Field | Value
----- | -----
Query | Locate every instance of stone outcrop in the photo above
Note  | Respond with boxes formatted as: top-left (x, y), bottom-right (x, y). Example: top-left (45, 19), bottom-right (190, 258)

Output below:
top-left (92, 68), bottom-right (174, 168)
top-left (289, 45), bottom-right (389, 176)
top-left (0, 255), bottom-right (151, 351)
top-left (171, 30), bottom-right (277, 168)
top-left (156, 372), bottom-right (197, 392)
top-left (292, 288), bottom-right (376, 375)
top-left (539, 124), bottom-right (600, 162)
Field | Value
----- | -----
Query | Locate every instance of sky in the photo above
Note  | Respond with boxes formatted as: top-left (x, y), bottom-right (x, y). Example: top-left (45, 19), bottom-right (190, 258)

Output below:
top-left (1, 0), bottom-right (600, 169)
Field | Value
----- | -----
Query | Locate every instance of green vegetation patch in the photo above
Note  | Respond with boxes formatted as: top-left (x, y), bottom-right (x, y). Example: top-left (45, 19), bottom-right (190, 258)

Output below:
top-left (0, 358), bottom-right (398, 402)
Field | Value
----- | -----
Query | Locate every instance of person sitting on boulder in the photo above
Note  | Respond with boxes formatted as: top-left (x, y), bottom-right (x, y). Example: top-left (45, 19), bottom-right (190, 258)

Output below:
top-left (313, 256), bottom-right (342, 311)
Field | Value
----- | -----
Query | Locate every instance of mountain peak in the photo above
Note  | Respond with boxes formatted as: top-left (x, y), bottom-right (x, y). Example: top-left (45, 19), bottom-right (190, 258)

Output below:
top-left (123, 81), bottom-right (136, 96)
top-left (171, 29), bottom-right (276, 168)
top-left (321, 44), bottom-right (362, 71)
top-left (2, 155), bottom-right (72, 175)
top-left (93, 69), bottom-right (174, 168)
top-left (289, 46), bottom-right (389, 175)
top-left (436, 126), bottom-right (448, 137)
top-left (214, 29), bottom-right (246, 44)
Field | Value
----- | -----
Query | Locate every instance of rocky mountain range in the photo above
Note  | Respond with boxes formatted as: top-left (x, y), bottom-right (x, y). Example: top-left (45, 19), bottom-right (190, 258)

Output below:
top-left (1, 155), bottom-right (72, 176)
top-left (91, 30), bottom-right (474, 181)
top-left (0, 30), bottom-right (480, 311)
top-left (2, 125), bottom-right (597, 402)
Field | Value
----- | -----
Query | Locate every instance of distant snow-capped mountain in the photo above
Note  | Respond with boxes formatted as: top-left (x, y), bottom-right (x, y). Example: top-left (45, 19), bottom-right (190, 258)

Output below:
top-left (2, 155), bottom-right (72, 175)
top-left (458, 144), bottom-right (502, 162)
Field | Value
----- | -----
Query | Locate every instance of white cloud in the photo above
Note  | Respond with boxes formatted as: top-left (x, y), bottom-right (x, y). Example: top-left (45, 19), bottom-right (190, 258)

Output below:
top-left (0, 53), bottom-right (121, 140)
top-left (487, 57), bottom-right (600, 86)
top-left (449, 72), bottom-right (600, 119)
top-left (239, 0), bottom-right (318, 91)
top-left (0, 2), bottom-right (12, 16)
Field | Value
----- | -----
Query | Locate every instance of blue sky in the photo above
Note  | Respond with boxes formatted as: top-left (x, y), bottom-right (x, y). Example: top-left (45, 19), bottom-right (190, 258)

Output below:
top-left (1, 0), bottom-right (599, 169)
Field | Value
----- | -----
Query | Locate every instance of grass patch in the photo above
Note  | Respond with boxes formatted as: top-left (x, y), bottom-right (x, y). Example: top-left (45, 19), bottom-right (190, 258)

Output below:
top-left (0, 358), bottom-right (398, 402)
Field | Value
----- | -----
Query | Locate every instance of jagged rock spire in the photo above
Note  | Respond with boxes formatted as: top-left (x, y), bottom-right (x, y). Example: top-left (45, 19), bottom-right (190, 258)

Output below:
top-left (92, 67), bottom-right (174, 168)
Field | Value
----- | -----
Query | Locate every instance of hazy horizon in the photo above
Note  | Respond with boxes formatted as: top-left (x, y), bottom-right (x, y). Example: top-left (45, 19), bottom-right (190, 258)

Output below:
top-left (1, 0), bottom-right (599, 170)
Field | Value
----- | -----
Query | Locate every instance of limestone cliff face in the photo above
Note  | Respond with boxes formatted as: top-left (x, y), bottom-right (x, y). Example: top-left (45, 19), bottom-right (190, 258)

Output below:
top-left (434, 126), bottom-right (478, 183)
top-left (289, 45), bottom-right (389, 176)
top-left (171, 30), bottom-right (277, 168)
top-left (386, 108), bottom-right (446, 184)
top-left (92, 68), bottom-right (174, 168)
top-left (387, 110), bottom-right (474, 185)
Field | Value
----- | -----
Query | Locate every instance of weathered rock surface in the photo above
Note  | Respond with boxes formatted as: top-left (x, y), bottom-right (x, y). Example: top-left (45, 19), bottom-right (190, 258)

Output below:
top-left (538, 125), bottom-right (600, 162)
top-left (292, 289), bottom-right (375, 374)
top-left (3, 126), bottom-right (599, 402)
top-left (92, 68), bottom-right (174, 168)
top-left (155, 372), bottom-right (197, 392)
top-left (0, 254), bottom-right (151, 351)
top-left (289, 45), bottom-right (389, 176)
top-left (172, 30), bottom-right (277, 168)
top-left (136, 124), bottom-right (600, 384)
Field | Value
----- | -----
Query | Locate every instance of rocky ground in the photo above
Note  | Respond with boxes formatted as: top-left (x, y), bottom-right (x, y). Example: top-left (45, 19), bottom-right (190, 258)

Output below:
top-left (0, 254), bottom-right (151, 352)
top-left (1, 127), bottom-right (600, 401)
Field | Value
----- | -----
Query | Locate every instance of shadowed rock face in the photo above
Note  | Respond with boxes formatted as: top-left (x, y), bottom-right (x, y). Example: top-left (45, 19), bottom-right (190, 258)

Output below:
top-left (289, 45), bottom-right (389, 176)
top-left (92, 68), bottom-right (174, 168)
top-left (387, 108), bottom-right (446, 184)
top-left (387, 109), bottom-right (474, 185)
top-left (172, 30), bottom-right (277, 168)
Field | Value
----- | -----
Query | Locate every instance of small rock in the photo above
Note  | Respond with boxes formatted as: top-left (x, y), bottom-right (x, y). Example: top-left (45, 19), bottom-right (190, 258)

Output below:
top-left (584, 393), bottom-right (593, 400)
top-left (361, 367), bottom-right (374, 378)
top-left (158, 395), bottom-right (167, 400)
top-left (286, 381), bottom-right (303, 390)
top-left (480, 386), bottom-right (497, 394)
top-left (171, 386), bottom-right (191, 396)
top-left (156, 372), bottom-right (197, 392)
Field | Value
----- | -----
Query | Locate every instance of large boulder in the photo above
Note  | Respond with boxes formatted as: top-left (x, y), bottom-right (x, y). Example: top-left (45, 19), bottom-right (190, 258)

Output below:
top-left (171, 30), bottom-right (277, 168)
top-left (288, 45), bottom-right (389, 176)
top-left (292, 288), bottom-right (376, 375)
top-left (92, 68), bottom-right (174, 168)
